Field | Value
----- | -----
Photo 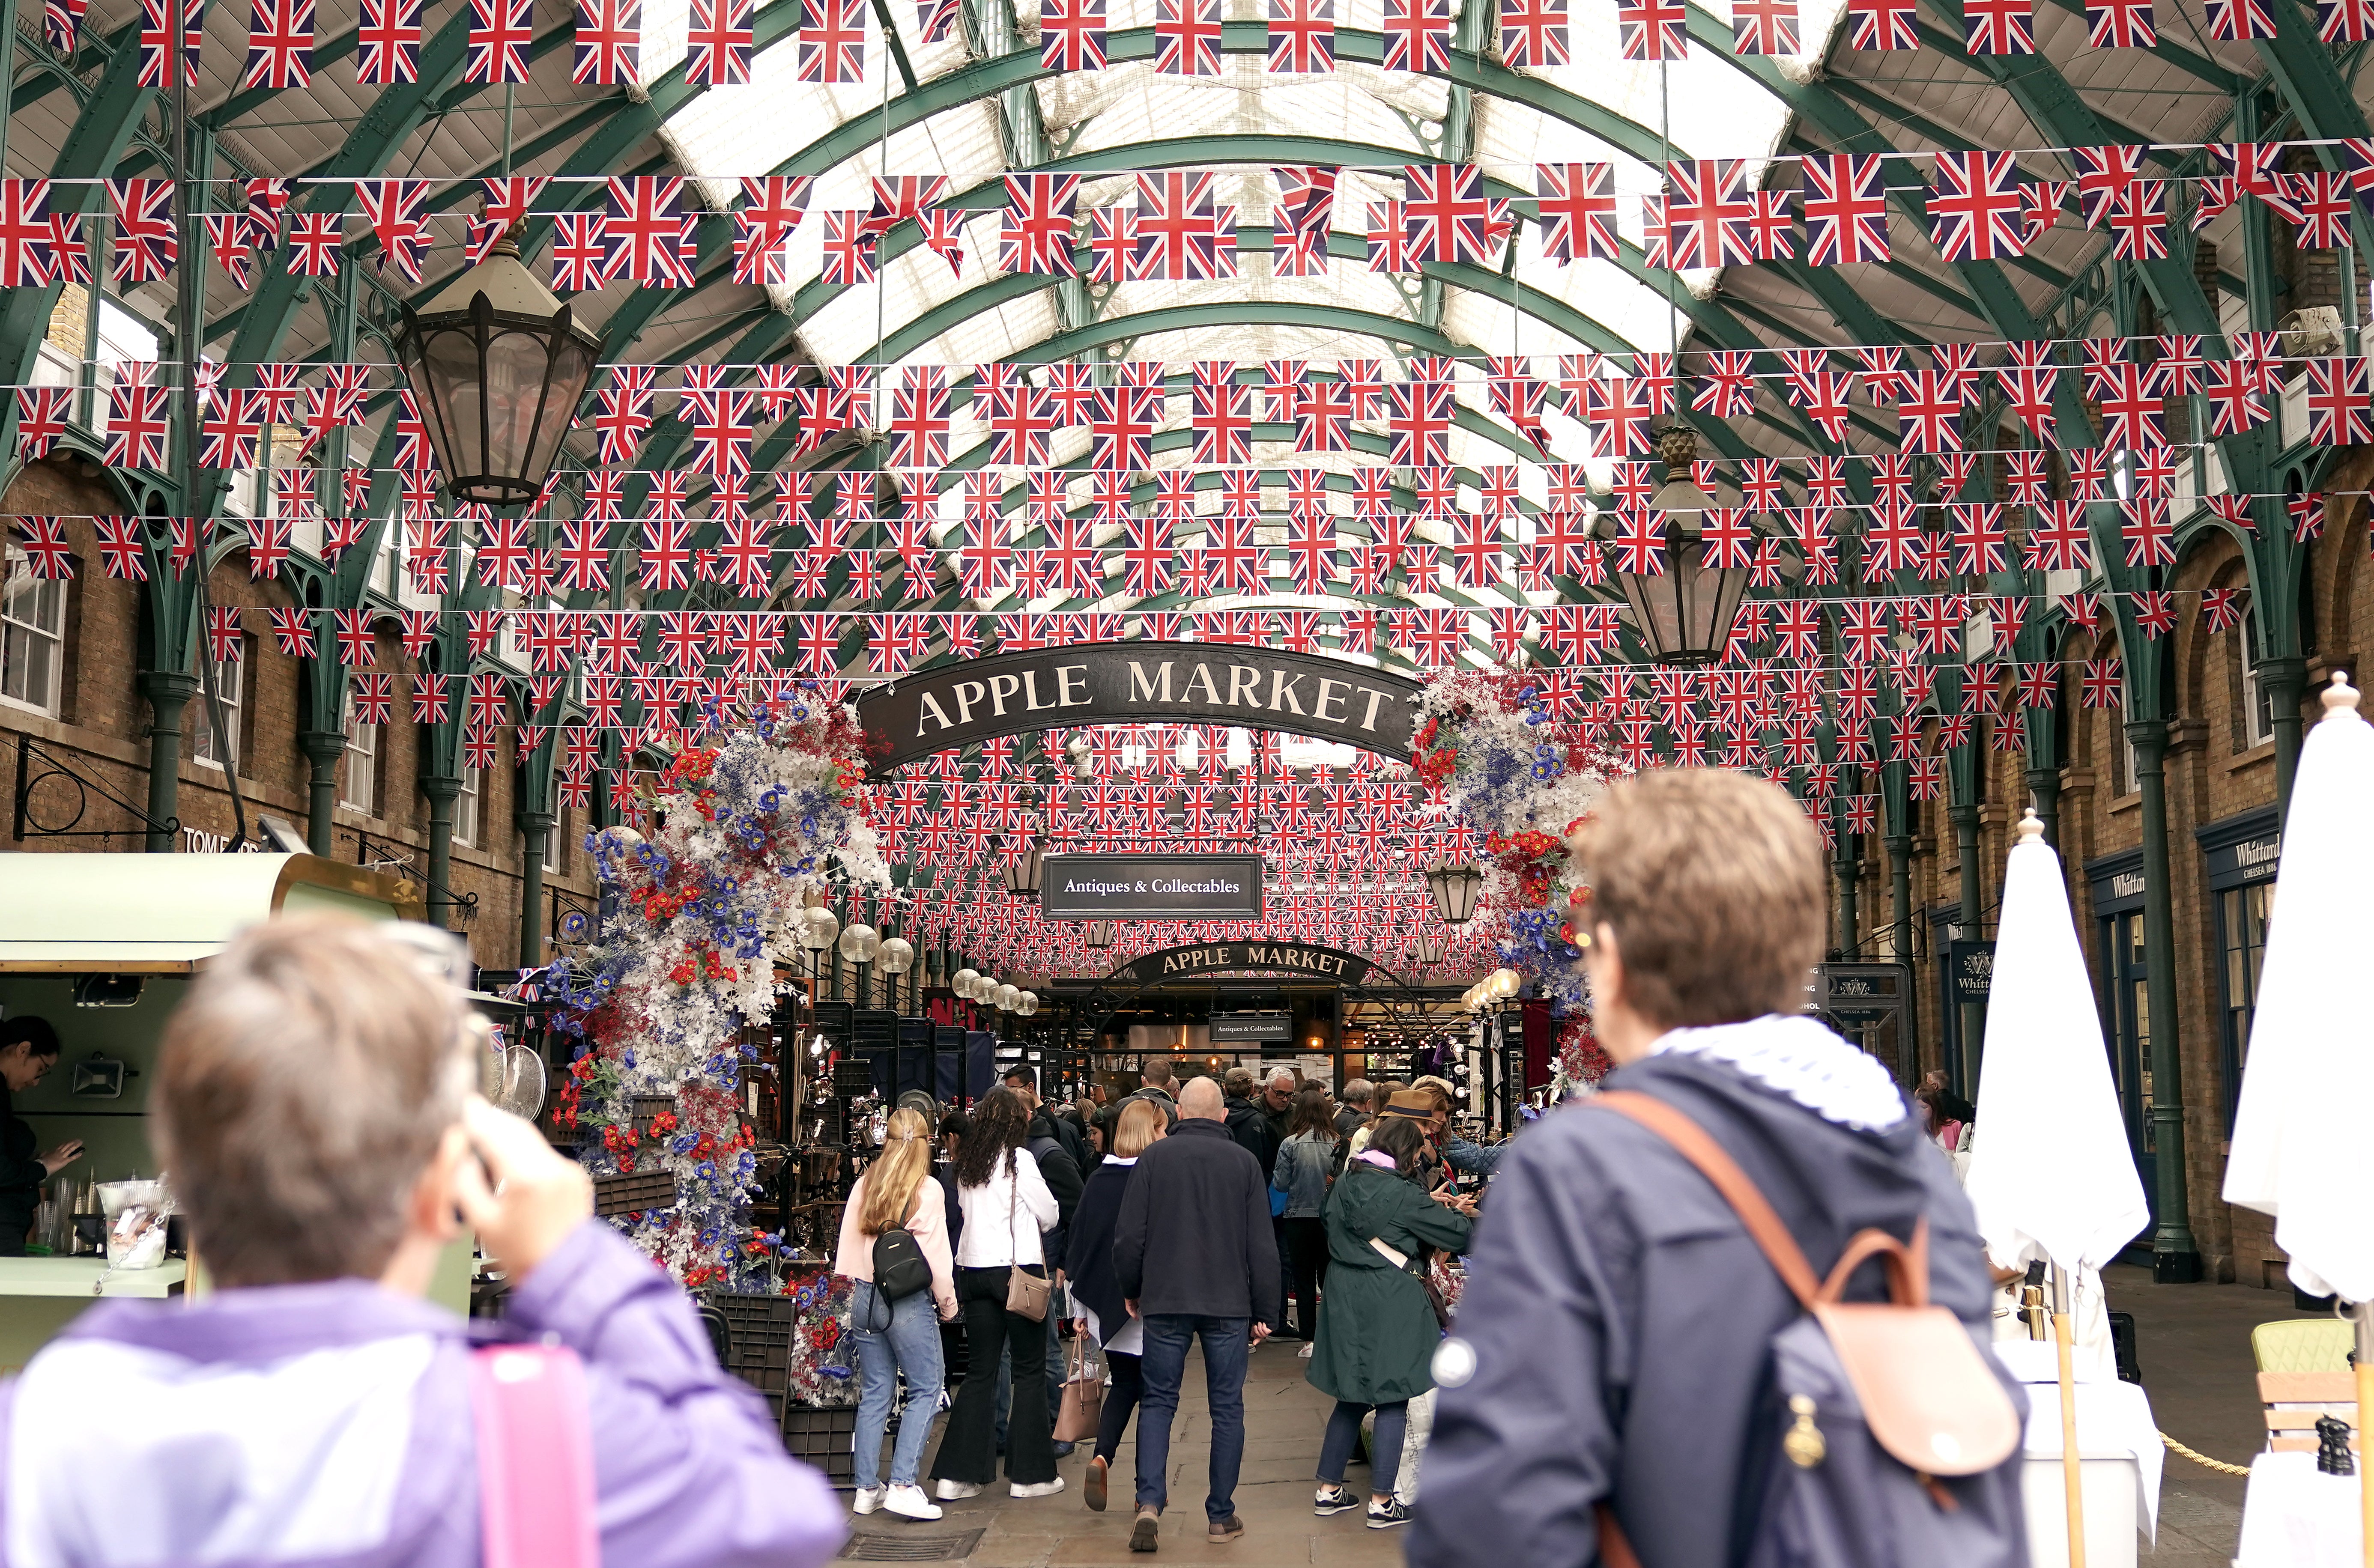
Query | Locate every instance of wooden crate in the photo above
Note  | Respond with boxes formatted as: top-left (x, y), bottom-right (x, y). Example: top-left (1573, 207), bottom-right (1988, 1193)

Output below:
top-left (591, 1166), bottom-right (678, 1218)
top-left (710, 1291), bottom-right (800, 1393)
top-left (783, 1403), bottom-right (858, 1487)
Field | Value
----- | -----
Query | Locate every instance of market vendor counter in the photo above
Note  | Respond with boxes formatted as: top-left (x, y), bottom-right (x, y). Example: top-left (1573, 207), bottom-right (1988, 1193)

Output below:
top-left (0, 1258), bottom-right (187, 1374)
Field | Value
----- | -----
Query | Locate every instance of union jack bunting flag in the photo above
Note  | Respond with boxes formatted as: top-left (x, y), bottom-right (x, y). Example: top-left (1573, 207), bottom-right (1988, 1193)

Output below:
top-left (106, 382), bottom-right (169, 468)
top-left (358, 178), bottom-right (432, 280)
top-left (243, 0), bottom-right (313, 88)
top-left (687, 0), bottom-right (753, 83)
top-left (1535, 163), bottom-right (1616, 261)
top-left (106, 179), bottom-right (175, 284)
top-left (287, 211), bottom-right (341, 274)
top-left (464, 0), bottom-right (532, 82)
top-left (2201, 357), bottom-right (2269, 434)
top-left (2071, 143), bottom-right (2143, 227)
top-left (797, 0), bottom-right (866, 81)
top-left (357, 0), bottom-right (420, 80)
top-left (2106, 179), bottom-right (2168, 259)
top-left (2024, 179), bottom-right (2066, 241)
top-left (573, 0), bottom-right (639, 82)
top-left (1962, 0), bottom-right (2032, 51)
top-left (2292, 171), bottom-right (2355, 247)
top-left (1269, 0), bottom-right (1333, 69)
top-left (917, 0), bottom-right (961, 42)
top-left (13, 389), bottom-right (70, 461)
top-left (1134, 173), bottom-right (1235, 279)
top-left (2025, 499), bottom-right (2092, 571)
top-left (1041, 0), bottom-right (1105, 68)
top-left (1928, 150), bottom-right (2025, 261)
top-left (1271, 166), bottom-right (1335, 270)
top-left (1154, 0), bottom-right (1222, 72)
top-left (2304, 356), bottom-right (2372, 444)
top-left (604, 177), bottom-right (696, 286)
top-left (0, 182), bottom-right (54, 289)
top-left (1382, 0), bottom-right (1452, 68)
top-left (2317, 0), bottom-right (2373, 39)
top-left (1996, 338), bottom-right (2056, 435)
top-left (2204, 0), bottom-right (2274, 36)
top-left (1691, 351), bottom-right (1757, 419)
top-left (137, 0), bottom-right (203, 86)
top-left (1616, 0), bottom-right (1684, 56)
top-left (1731, 0), bottom-right (1795, 51)
top-left (203, 213), bottom-right (256, 289)
top-left (551, 212), bottom-right (607, 290)
top-left (1662, 160), bottom-right (1754, 268)
top-left (2094, 361), bottom-right (2163, 448)
top-left (1499, 0), bottom-right (1568, 64)
top-left (89, 517), bottom-right (147, 582)
top-left (42, 0), bottom-right (87, 52)
top-left (733, 175), bottom-right (811, 284)
top-left (2085, 0), bottom-right (2153, 46)
top-left (467, 174), bottom-right (545, 264)
top-left (1845, 0), bottom-right (1916, 47)
top-left (1402, 162), bottom-right (1504, 263)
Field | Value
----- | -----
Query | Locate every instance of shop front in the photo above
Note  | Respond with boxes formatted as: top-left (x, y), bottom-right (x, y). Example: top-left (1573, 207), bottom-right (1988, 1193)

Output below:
top-left (2083, 847), bottom-right (2155, 1262)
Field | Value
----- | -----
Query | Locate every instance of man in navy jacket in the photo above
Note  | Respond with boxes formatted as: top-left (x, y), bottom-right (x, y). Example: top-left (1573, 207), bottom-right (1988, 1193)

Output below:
top-left (1112, 1075), bottom-right (1279, 1552)
top-left (1410, 770), bottom-right (2001, 1568)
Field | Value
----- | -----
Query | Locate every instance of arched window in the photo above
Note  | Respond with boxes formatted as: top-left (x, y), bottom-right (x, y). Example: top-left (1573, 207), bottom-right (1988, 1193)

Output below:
top-left (2233, 606), bottom-right (2275, 751)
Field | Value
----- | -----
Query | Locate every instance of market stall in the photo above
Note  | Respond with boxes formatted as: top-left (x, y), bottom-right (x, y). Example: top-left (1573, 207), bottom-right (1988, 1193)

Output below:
top-left (0, 852), bottom-right (435, 1368)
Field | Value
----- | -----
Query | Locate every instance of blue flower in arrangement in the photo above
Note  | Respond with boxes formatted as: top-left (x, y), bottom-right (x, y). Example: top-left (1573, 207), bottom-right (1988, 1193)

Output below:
top-left (695, 1161), bottom-right (718, 1183)
top-left (670, 1132), bottom-right (699, 1154)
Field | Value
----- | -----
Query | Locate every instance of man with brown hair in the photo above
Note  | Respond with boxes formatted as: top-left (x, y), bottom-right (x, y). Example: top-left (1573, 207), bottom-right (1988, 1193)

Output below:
top-left (0, 914), bottom-right (847, 1568)
top-left (1409, 769), bottom-right (1998, 1567)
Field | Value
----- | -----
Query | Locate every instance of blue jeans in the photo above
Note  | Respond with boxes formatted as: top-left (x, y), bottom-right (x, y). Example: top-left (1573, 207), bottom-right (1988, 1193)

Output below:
top-left (1135, 1314), bottom-right (1249, 1522)
top-left (850, 1281), bottom-right (946, 1490)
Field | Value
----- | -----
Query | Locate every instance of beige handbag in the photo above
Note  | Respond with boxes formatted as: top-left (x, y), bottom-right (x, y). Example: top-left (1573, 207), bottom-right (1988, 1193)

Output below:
top-left (1053, 1334), bottom-right (1105, 1443)
top-left (1001, 1164), bottom-right (1052, 1321)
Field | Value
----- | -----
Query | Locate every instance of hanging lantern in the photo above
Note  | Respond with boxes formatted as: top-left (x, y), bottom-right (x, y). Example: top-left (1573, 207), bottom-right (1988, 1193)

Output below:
top-left (1084, 921), bottom-right (1115, 949)
top-left (1425, 864), bottom-right (1484, 925)
top-left (1604, 427), bottom-right (1757, 666)
top-left (394, 232), bottom-right (605, 507)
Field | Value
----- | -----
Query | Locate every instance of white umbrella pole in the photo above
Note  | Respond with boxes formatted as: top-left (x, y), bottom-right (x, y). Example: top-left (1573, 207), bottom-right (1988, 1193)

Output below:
top-left (2054, 1264), bottom-right (2086, 1568)
top-left (2356, 1299), bottom-right (2373, 1568)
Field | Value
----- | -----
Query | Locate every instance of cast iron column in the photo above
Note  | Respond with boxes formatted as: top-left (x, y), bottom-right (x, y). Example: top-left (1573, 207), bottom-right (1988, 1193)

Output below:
top-left (1950, 802), bottom-right (1985, 1096)
top-left (1886, 831), bottom-right (1915, 1044)
top-left (2022, 764), bottom-right (2062, 852)
top-left (297, 730), bottom-right (344, 853)
top-left (139, 671), bottom-right (198, 852)
top-left (1833, 796), bottom-right (1859, 956)
top-left (420, 774), bottom-right (459, 928)
top-left (2126, 719), bottom-right (2200, 1279)
top-left (519, 809), bottom-right (555, 969)
top-left (2260, 655), bottom-right (2307, 813)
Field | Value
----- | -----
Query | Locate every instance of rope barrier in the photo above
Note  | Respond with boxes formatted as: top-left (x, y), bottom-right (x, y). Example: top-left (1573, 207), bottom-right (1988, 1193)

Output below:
top-left (2159, 1430), bottom-right (2255, 1476)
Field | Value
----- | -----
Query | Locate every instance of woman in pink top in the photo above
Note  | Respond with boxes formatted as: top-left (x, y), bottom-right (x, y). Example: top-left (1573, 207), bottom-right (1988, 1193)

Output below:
top-left (835, 1106), bottom-right (959, 1520)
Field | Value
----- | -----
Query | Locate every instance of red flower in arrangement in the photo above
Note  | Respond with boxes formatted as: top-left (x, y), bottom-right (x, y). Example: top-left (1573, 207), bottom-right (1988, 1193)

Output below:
top-left (647, 1111), bottom-right (679, 1140)
top-left (809, 1317), bottom-right (841, 1350)
top-left (615, 1153), bottom-right (636, 1175)
top-left (668, 958), bottom-right (698, 986)
top-left (602, 1124), bottom-right (637, 1154)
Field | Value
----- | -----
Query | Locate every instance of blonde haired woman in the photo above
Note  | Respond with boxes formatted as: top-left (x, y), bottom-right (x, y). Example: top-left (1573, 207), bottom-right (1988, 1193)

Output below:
top-left (1062, 1097), bottom-right (1166, 1513)
top-left (834, 1106), bottom-right (959, 1520)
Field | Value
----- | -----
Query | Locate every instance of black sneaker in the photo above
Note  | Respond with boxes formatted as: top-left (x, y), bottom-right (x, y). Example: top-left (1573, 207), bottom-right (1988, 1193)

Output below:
top-left (1367, 1500), bottom-right (1413, 1530)
top-left (1313, 1486), bottom-right (1359, 1517)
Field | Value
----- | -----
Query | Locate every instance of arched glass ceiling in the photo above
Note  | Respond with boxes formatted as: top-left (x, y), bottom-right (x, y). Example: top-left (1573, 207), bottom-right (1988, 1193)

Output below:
top-left (634, 0), bottom-right (1852, 382)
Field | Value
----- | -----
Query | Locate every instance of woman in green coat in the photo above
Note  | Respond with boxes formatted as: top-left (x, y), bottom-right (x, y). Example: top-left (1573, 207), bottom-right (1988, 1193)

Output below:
top-left (1306, 1115), bottom-right (1476, 1529)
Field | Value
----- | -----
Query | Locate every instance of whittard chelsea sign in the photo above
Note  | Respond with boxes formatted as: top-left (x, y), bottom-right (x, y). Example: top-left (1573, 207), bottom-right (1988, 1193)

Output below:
top-left (1042, 853), bottom-right (1265, 920)
top-left (856, 643), bottom-right (1424, 775)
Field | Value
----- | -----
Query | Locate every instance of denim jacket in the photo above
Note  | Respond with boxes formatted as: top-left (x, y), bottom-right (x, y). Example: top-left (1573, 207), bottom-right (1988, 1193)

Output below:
top-left (1271, 1131), bottom-right (1335, 1218)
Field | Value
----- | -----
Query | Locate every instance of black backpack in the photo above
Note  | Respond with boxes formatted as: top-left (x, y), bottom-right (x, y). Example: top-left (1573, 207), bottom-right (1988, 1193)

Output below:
top-left (864, 1224), bottom-right (933, 1328)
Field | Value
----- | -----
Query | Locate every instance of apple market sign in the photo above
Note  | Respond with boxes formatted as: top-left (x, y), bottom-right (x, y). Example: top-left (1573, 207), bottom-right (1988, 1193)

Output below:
top-left (856, 642), bottom-right (1424, 775)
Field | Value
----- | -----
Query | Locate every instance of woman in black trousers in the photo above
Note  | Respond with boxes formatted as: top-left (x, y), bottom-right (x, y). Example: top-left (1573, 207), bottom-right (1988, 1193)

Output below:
top-left (1060, 1097), bottom-right (1166, 1512)
top-left (929, 1088), bottom-right (1066, 1500)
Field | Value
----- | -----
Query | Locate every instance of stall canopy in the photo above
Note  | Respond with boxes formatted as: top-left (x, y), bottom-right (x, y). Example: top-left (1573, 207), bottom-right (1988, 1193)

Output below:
top-left (0, 855), bottom-right (426, 973)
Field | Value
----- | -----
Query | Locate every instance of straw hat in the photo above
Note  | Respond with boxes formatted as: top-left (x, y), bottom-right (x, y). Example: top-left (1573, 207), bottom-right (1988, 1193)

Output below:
top-left (1380, 1090), bottom-right (1439, 1119)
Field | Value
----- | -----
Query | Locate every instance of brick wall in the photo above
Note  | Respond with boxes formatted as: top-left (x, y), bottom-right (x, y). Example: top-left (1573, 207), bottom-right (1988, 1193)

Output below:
top-left (0, 455), bottom-right (593, 971)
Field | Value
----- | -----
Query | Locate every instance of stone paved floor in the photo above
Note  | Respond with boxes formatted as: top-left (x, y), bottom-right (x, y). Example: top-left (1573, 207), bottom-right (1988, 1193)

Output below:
top-left (838, 1335), bottom-right (1410, 1567)
top-left (834, 1270), bottom-right (2316, 1565)
top-left (2106, 1262), bottom-right (2326, 1568)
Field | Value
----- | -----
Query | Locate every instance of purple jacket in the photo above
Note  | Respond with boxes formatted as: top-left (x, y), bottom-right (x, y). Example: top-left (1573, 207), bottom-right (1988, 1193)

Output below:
top-left (0, 1222), bottom-right (848, 1568)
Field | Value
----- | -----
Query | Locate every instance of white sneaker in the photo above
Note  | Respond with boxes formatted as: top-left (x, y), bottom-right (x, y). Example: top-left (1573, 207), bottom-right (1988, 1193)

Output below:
top-left (935, 1479), bottom-right (982, 1500)
top-left (1010, 1477), bottom-right (1067, 1499)
top-left (1298, 1342), bottom-right (1315, 1359)
top-left (884, 1485), bottom-right (943, 1521)
top-left (851, 1486), bottom-right (885, 1515)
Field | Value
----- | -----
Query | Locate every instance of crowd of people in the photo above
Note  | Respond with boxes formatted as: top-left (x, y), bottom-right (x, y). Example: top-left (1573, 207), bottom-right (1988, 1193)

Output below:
top-left (0, 766), bottom-right (2026, 1568)
top-left (830, 1050), bottom-right (1495, 1549)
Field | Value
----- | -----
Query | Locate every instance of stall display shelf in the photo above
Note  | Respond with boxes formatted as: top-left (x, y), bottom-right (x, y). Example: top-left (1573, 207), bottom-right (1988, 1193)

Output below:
top-left (783, 1404), bottom-right (858, 1487)
top-left (0, 1258), bottom-right (186, 1298)
top-left (591, 1167), bottom-right (678, 1218)
top-left (711, 1289), bottom-right (799, 1394)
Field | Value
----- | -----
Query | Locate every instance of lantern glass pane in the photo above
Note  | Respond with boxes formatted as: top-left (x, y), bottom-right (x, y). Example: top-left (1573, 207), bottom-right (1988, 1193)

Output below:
top-left (483, 325), bottom-right (552, 485)
top-left (422, 328), bottom-right (484, 483)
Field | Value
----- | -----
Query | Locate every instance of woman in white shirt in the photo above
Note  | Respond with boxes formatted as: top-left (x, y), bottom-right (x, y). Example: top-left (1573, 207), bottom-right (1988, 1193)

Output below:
top-left (926, 1086), bottom-right (1064, 1500)
top-left (833, 1107), bottom-right (960, 1522)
